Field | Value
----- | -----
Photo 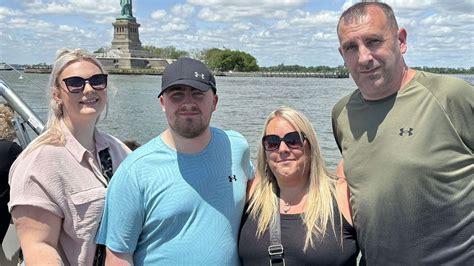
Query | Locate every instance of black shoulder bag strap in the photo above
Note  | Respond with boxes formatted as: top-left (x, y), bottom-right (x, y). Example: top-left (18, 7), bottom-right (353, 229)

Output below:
top-left (268, 195), bottom-right (285, 266)
top-left (93, 148), bottom-right (113, 266)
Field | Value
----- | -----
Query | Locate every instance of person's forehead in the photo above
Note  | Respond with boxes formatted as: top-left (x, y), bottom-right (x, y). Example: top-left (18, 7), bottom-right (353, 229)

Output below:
top-left (339, 12), bottom-right (389, 44)
top-left (339, 6), bottom-right (387, 30)
top-left (166, 85), bottom-right (201, 92)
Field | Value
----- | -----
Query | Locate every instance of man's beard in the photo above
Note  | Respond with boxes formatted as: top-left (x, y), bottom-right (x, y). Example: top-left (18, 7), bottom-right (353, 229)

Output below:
top-left (171, 116), bottom-right (209, 139)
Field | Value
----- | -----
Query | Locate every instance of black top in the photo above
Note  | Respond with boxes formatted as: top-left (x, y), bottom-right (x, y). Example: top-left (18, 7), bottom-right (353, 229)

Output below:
top-left (239, 202), bottom-right (359, 266)
top-left (0, 140), bottom-right (22, 201)
top-left (0, 139), bottom-right (23, 242)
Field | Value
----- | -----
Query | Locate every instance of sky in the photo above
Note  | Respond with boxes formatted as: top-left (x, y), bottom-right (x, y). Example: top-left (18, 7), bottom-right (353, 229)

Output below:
top-left (0, 0), bottom-right (473, 68)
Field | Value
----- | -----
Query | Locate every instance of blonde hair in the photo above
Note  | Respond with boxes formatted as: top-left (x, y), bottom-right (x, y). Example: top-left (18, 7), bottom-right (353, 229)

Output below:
top-left (23, 48), bottom-right (108, 155)
top-left (248, 106), bottom-right (337, 250)
top-left (0, 103), bottom-right (17, 141)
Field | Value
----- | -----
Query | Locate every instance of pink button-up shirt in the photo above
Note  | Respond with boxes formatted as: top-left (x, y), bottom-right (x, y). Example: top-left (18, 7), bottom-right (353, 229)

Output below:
top-left (9, 124), bottom-right (130, 265)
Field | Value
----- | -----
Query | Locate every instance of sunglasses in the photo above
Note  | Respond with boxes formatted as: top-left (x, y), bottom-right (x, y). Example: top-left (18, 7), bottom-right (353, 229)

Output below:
top-left (262, 131), bottom-right (306, 151)
top-left (62, 74), bottom-right (108, 93)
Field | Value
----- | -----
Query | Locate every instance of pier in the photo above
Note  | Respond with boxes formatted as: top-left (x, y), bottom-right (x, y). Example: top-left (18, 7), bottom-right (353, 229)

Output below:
top-left (222, 71), bottom-right (349, 78)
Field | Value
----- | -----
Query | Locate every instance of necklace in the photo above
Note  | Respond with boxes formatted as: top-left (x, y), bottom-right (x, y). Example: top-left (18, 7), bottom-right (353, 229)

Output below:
top-left (283, 202), bottom-right (291, 213)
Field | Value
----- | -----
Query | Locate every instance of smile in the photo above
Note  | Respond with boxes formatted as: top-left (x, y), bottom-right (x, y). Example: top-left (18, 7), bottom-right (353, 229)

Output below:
top-left (80, 99), bottom-right (99, 104)
top-left (179, 111), bottom-right (200, 116)
top-left (277, 159), bottom-right (296, 163)
top-left (360, 66), bottom-right (380, 74)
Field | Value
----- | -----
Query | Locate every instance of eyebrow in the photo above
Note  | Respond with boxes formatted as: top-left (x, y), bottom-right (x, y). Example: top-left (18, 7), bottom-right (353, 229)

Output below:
top-left (167, 86), bottom-right (201, 93)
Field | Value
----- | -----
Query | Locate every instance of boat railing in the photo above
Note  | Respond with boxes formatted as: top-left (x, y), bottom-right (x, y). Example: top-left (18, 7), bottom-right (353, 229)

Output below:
top-left (0, 79), bottom-right (45, 147)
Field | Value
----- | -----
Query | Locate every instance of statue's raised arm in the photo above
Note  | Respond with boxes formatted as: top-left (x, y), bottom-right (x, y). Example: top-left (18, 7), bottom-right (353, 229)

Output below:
top-left (120, 0), bottom-right (133, 18)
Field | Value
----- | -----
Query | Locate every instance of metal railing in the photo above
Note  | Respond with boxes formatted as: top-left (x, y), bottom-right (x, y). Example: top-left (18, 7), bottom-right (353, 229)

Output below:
top-left (0, 79), bottom-right (45, 147)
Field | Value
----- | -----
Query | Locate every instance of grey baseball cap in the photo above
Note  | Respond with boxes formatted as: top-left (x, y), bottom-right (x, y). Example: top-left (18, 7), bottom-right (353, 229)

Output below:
top-left (158, 57), bottom-right (216, 97)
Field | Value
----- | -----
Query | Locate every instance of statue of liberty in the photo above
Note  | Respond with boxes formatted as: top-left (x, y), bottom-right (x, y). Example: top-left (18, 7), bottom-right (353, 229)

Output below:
top-left (120, 0), bottom-right (133, 18)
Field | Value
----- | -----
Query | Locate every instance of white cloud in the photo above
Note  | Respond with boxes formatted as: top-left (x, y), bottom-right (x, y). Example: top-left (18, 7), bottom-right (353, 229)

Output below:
top-left (432, 0), bottom-right (474, 14)
top-left (170, 4), bottom-right (195, 17)
top-left (24, 2), bottom-right (73, 15)
top-left (311, 32), bottom-right (333, 41)
top-left (188, 0), bottom-right (305, 8)
top-left (286, 11), bottom-right (338, 28)
top-left (151, 10), bottom-right (167, 20)
top-left (22, 0), bottom-right (117, 15)
top-left (160, 22), bottom-right (189, 32)
top-left (0, 6), bottom-right (24, 16)
top-left (58, 24), bottom-right (75, 32)
top-left (193, 0), bottom-right (304, 22)
top-left (232, 22), bottom-right (251, 31)
top-left (274, 20), bottom-right (290, 30)
top-left (94, 16), bottom-right (116, 24)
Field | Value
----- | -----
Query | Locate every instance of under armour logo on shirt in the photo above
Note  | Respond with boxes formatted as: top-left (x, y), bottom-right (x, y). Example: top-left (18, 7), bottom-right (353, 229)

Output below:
top-left (228, 175), bottom-right (237, 182)
top-left (399, 128), bottom-right (414, 136)
top-left (194, 72), bottom-right (205, 79)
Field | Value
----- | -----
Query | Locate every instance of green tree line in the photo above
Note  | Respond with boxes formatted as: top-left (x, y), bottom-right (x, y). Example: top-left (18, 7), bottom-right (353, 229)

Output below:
top-left (412, 66), bottom-right (474, 74)
top-left (142, 46), bottom-right (189, 59)
top-left (95, 46), bottom-right (473, 74)
top-left (259, 64), bottom-right (347, 74)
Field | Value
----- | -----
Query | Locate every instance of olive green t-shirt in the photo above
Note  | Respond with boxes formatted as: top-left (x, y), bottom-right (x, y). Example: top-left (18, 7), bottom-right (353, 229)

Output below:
top-left (332, 71), bottom-right (473, 265)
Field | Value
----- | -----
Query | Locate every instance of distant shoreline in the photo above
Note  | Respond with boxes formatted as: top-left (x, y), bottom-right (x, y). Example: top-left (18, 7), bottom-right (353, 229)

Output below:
top-left (13, 67), bottom-right (474, 76)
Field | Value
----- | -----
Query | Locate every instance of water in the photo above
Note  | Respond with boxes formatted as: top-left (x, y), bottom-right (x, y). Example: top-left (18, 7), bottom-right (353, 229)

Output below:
top-left (0, 70), bottom-right (472, 264)
top-left (1, 71), bottom-right (472, 170)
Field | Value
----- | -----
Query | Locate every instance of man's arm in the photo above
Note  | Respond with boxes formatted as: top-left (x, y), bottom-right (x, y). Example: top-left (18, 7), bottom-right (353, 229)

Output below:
top-left (335, 160), bottom-right (353, 225)
top-left (12, 205), bottom-right (63, 265)
top-left (105, 248), bottom-right (133, 266)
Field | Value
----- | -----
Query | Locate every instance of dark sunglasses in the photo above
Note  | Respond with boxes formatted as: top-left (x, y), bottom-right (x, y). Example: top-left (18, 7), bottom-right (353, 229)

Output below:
top-left (62, 74), bottom-right (108, 93)
top-left (262, 131), bottom-right (306, 151)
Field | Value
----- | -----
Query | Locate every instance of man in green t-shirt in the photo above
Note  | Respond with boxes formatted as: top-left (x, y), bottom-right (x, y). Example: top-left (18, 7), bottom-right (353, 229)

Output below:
top-left (332, 2), bottom-right (473, 265)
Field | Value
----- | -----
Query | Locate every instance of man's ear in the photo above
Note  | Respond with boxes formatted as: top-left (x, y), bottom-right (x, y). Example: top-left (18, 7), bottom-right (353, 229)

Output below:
top-left (398, 28), bottom-right (408, 54)
top-left (159, 96), bottom-right (166, 112)
top-left (212, 94), bottom-right (218, 111)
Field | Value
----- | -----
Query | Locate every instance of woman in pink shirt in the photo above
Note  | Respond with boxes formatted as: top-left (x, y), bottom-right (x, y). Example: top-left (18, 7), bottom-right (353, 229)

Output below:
top-left (9, 48), bottom-right (130, 265)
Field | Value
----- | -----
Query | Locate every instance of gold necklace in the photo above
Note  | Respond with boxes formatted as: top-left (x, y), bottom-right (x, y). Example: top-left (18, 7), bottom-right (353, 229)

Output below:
top-left (283, 201), bottom-right (291, 213)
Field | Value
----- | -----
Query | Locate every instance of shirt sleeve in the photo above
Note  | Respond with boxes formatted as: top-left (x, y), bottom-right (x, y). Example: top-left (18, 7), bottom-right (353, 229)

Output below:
top-left (9, 141), bottom-right (23, 159)
top-left (8, 151), bottom-right (64, 218)
top-left (96, 163), bottom-right (144, 253)
top-left (243, 145), bottom-right (255, 181)
top-left (450, 80), bottom-right (474, 151)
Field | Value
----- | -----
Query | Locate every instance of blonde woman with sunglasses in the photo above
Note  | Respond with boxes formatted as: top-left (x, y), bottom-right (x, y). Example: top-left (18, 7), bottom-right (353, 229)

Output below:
top-left (239, 106), bottom-right (358, 265)
top-left (8, 48), bottom-right (130, 265)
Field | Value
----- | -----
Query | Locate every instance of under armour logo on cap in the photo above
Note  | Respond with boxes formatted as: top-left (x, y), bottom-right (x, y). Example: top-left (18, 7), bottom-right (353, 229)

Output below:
top-left (194, 72), bottom-right (205, 80)
top-left (159, 57), bottom-right (216, 97)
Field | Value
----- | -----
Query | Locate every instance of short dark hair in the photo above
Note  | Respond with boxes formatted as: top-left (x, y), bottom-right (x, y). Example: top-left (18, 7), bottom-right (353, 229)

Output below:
top-left (337, 2), bottom-right (399, 35)
top-left (123, 139), bottom-right (141, 151)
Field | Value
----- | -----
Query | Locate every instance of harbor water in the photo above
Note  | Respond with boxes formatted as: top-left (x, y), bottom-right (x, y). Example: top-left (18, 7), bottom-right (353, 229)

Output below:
top-left (0, 70), bottom-right (472, 264)
top-left (1, 71), bottom-right (362, 169)
top-left (1, 71), bottom-right (473, 169)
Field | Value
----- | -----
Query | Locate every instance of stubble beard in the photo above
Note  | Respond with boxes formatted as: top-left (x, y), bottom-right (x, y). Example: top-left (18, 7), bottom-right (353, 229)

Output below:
top-left (171, 116), bottom-right (209, 139)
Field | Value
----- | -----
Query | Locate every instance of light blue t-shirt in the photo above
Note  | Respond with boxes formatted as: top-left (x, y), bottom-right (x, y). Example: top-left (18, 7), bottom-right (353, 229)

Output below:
top-left (96, 127), bottom-right (254, 265)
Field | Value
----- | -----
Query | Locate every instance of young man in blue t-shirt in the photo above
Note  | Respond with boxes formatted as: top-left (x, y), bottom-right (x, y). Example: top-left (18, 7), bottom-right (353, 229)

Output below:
top-left (97, 58), bottom-right (254, 265)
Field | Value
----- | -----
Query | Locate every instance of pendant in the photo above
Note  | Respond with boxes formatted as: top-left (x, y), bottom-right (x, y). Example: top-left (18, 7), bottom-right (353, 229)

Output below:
top-left (283, 202), bottom-right (291, 213)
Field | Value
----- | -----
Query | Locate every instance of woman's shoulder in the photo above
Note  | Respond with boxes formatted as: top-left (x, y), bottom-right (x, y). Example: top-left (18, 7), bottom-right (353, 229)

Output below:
top-left (10, 144), bottom-right (67, 184)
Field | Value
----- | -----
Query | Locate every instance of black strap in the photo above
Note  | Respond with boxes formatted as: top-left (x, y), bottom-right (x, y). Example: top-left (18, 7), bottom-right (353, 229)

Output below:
top-left (98, 148), bottom-right (113, 183)
top-left (268, 196), bottom-right (285, 266)
top-left (93, 148), bottom-right (112, 266)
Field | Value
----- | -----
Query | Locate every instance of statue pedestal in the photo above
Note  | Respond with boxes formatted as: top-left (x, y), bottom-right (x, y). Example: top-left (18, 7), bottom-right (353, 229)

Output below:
top-left (111, 19), bottom-right (143, 54)
top-left (117, 16), bottom-right (136, 22)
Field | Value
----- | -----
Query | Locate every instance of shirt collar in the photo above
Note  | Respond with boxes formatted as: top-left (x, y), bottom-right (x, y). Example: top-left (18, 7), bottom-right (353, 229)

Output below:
top-left (60, 121), bottom-right (109, 163)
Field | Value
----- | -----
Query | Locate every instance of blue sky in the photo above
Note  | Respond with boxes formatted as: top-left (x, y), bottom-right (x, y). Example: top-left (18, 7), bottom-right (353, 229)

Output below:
top-left (0, 0), bottom-right (473, 68)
